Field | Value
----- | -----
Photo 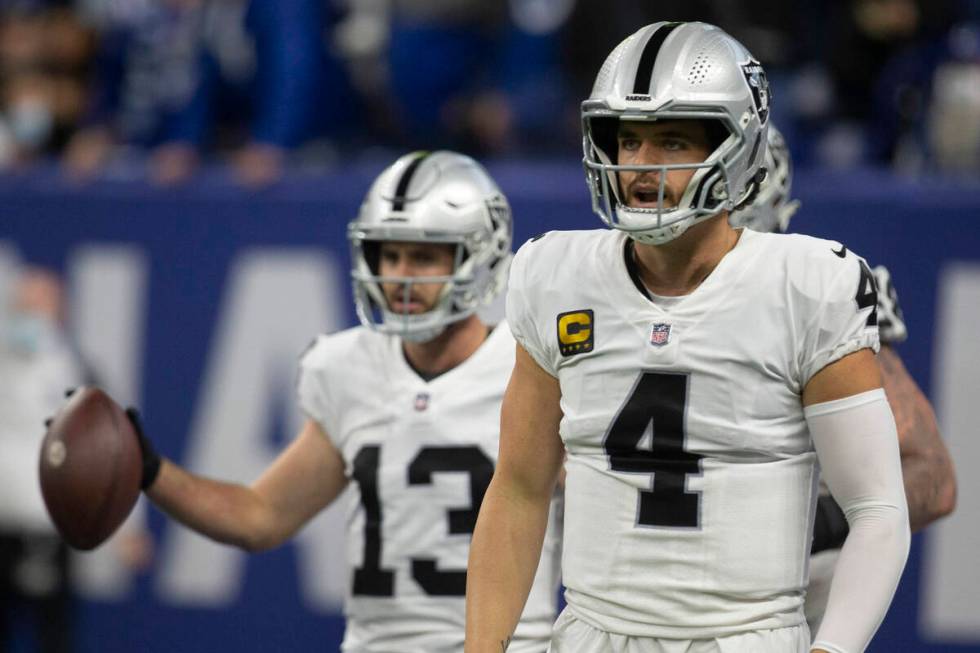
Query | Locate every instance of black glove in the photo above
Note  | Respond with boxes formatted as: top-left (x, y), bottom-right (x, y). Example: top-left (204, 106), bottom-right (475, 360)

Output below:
top-left (125, 407), bottom-right (161, 490)
top-left (811, 494), bottom-right (849, 554)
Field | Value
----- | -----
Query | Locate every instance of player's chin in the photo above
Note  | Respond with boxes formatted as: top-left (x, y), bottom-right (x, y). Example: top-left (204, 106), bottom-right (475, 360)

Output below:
top-left (627, 198), bottom-right (678, 211)
top-left (387, 301), bottom-right (428, 315)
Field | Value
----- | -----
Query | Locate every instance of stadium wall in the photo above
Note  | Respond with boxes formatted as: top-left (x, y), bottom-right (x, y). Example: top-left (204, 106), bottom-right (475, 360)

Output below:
top-left (1, 162), bottom-right (977, 652)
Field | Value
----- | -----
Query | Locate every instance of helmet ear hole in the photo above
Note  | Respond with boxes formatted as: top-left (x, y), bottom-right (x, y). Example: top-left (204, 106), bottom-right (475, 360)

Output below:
top-left (589, 117), bottom-right (620, 164)
top-left (732, 167), bottom-right (768, 211)
top-left (362, 241), bottom-right (382, 275)
top-left (704, 119), bottom-right (731, 154)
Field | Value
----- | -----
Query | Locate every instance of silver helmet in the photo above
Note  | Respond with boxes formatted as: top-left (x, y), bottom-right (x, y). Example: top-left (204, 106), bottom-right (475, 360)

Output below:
top-left (730, 126), bottom-right (800, 233)
top-left (348, 151), bottom-right (513, 342)
top-left (582, 21), bottom-right (771, 245)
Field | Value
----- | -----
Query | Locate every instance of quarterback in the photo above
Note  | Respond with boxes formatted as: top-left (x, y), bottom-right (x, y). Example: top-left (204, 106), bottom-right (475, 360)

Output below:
top-left (732, 128), bottom-right (956, 633)
top-left (466, 22), bottom-right (909, 653)
top-left (130, 151), bottom-right (560, 652)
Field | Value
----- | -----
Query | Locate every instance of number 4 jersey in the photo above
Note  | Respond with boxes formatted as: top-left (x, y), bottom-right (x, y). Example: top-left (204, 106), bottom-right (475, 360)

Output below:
top-left (506, 227), bottom-right (880, 639)
top-left (297, 323), bottom-right (561, 653)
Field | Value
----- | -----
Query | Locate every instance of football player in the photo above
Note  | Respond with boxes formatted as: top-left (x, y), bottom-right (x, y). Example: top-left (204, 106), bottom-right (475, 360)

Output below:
top-left (466, 22), bottom-right (909, 653)
top-left (731, 129), bottom-right (957, 633)
top-left (130, 151), bottom-right (561, 652)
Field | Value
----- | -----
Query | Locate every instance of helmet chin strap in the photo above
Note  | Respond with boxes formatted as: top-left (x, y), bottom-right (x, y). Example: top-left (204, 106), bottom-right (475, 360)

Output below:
top-left (381, 308), bottom-right (449, 343)
top-left (400, 324), bottom-right (447, 343)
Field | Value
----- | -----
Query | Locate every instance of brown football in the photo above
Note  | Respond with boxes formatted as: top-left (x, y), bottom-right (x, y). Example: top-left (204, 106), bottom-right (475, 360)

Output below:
top-left (38, 387), bottom-right (142, 550)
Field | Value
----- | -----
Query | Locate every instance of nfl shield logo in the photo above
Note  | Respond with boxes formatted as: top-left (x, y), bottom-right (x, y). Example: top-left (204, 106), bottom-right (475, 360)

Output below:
top-left (650, 323), bottom-right (671, 347)
top-left (414, 392), bottom-right (430, 411)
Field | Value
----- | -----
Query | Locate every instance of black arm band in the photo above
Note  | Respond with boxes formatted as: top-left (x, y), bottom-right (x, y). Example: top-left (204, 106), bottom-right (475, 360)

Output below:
top-left (811, 494), bottom-right (850, 554)
top-left (126, 408), bottom-right (162, 490)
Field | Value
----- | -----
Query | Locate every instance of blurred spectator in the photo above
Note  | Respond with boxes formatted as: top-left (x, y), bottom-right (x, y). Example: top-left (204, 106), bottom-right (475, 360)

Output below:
top-left (0, 267), bottom-right (83, 653)
top-left (815, 0), bottom-right (961, 167)
top-left (64, 0), bottom-right (361, 187)
top-left (463, 0), bottom-right (573, 157)
top-left (0, 4), bottom-right (96, 167)
top-left (62, 0), bottom-right (219, 180)
top-left (926, 23), bottom-right (980, 172)
top-left (367, 0), bottom-right (509, 150)
top-left (341, 0), bottom-right (571, 157)
top-left (0, 0), bottom-right (968, 177)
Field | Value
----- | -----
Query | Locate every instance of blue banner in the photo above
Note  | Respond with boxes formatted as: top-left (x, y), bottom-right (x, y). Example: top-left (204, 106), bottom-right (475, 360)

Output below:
top-left (1, 162), bottom-right (978, 652)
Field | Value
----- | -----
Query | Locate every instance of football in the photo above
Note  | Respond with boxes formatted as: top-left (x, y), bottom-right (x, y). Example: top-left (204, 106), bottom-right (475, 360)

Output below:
top-left (38, 387), bottom-right (142, 550)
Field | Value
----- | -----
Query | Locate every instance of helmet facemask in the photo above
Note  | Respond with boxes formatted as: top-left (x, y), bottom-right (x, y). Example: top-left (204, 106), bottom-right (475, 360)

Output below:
top-left (352, 238), bottom-right (466, 343)
top-left (583, 110), bottom-right (764, 246)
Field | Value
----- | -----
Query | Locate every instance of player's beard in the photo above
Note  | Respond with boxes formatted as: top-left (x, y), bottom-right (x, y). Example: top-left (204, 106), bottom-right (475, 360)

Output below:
top-left (383, 285), bottom-right (435, 315)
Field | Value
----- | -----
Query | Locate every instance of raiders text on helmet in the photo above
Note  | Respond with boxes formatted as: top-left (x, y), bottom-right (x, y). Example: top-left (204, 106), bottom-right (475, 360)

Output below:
top-left (348, 151), bottom-right (513, 342)
top-left (582, 22), bottom-right (771, 245)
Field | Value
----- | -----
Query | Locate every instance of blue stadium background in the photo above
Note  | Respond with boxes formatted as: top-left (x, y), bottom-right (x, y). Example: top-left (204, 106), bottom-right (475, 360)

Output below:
top-left (2, 161), bottom-right (978, 652)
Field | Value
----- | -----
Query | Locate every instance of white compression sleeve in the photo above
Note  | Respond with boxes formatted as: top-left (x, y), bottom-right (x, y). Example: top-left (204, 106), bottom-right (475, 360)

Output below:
top-left (806, 389), bottom-right (910, 653)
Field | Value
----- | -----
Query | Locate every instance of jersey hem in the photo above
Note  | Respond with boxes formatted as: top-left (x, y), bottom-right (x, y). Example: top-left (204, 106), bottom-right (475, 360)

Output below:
top-left (564, 600), bottom-right (805, 639)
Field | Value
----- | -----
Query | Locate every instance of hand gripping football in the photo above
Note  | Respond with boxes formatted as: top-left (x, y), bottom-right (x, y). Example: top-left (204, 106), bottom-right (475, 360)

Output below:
top-left (39, 387), bottom-right (142, 550)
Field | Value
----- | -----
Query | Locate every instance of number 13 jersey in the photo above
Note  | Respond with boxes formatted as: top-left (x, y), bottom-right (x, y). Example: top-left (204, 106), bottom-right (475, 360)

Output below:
top-left (298, 323), bottom-right (560, 653)
top-left (506, 228), bottom-right (879, 639)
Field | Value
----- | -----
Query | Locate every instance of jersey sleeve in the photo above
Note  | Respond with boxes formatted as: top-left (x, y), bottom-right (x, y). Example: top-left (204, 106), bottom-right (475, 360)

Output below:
top-left (798, 245), bottom-right (881, 386)
top-left (872, 264), bottom-right (908, 344)
top-left (506, 238), bottom-right (558, 377)
top-left (296, 336), bottom-right (341, 441)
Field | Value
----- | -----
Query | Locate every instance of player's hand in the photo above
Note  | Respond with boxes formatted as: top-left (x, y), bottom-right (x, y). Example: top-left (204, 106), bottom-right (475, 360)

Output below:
top-left (124, 408), bottom-right (161, 490)
top-left (43, 386), bottom-right (79, 427)
top-left (62, 126), bottom-right (115, 181)
top-left (149, 142), bottom-right (199, 186)
top-left (232, 142), bottom-right (285, 188)
top-left (47, 391), bottom-right (161, 490)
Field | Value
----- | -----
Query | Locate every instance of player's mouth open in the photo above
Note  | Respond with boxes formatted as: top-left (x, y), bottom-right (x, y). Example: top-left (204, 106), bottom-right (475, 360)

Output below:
top-left (631, 188), bottom-right (666, 206)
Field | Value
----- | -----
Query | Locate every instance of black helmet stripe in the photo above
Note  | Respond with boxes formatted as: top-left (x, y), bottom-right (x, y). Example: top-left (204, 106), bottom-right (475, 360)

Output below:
top-left (391, 151), bottom-right (430, 211)
top-left (632, 23), bottom-right (683, 95)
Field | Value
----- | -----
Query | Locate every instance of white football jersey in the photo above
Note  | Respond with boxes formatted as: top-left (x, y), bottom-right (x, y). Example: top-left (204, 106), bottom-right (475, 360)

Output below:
top-left (298, 323), bottom-right (560, 653)
top-left (507, 227), bottom-right (879, 639)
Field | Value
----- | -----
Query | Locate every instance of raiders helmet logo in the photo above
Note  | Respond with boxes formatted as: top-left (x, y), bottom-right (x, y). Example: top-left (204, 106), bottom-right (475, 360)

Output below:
top-left (741, 61), bottom-right (771, 125)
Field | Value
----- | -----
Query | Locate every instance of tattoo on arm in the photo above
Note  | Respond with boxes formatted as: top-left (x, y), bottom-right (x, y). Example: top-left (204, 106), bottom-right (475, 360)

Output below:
top-left (500, 637), bottom-right (512, 652)
top-left (878, 346), bottom-right (956, 531)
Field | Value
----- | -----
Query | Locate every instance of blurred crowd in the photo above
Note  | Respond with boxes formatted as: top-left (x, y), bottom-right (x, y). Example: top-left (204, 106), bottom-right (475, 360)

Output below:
top-left (0, 0), bottom-right (979, 186)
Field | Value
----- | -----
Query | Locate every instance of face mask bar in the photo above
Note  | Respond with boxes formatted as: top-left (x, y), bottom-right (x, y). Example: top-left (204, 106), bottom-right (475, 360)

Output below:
top-left (349, 236), bottom-right (476, 340)
top-left (581, 105), bottom-right (752, 232)
top-left (585, 159), bottom-right (732, 233)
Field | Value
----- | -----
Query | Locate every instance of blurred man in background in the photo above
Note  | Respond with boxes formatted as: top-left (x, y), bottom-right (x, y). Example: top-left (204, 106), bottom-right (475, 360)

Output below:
top-left (0, 267), bottom-right (84, 653)
top-left (122, 151), bottom-right (561, 652)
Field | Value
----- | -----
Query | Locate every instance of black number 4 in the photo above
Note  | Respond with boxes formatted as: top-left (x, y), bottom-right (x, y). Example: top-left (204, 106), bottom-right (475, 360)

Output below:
top-left (856, 260), bottom-right (879, 327)
top-left (603, 372), bottom-right (703, 528)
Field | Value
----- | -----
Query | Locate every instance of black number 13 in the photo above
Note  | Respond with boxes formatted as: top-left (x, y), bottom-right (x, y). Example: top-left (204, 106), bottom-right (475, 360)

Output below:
top-left (350, 445), bottom-right (493, 597)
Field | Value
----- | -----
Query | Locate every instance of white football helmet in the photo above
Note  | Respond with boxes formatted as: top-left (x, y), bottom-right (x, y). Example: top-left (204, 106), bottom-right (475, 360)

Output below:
top-left (730, 126), bottom-right (800, 233)
top-left (348, 151), bottom-right (513, 342)
top-left (582, 21), bottom-right (771, 245)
